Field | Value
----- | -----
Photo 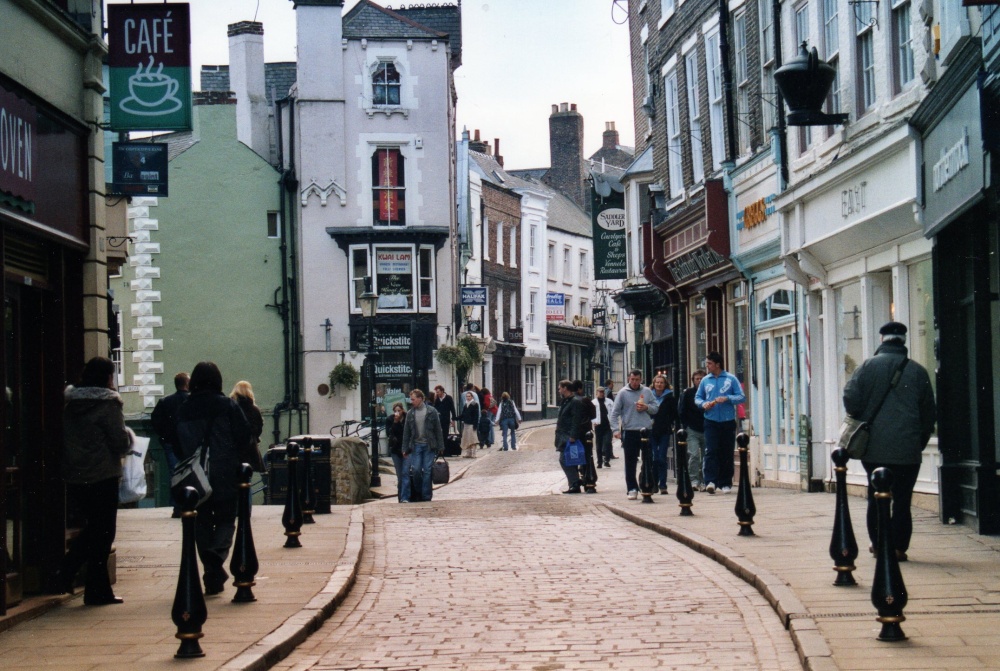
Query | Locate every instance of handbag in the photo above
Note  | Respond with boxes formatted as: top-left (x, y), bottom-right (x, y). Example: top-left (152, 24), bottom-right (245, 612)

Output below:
top-left (564, 439), bottom-right (587, 467)
top-left (431, 456), bottom-right (450, 484)
top-left (839, 357), bottom-right (909, 459)
top-left (171, 416), bottom-right (215, 508)
top-left (119, 434), bottom-right (149, 504)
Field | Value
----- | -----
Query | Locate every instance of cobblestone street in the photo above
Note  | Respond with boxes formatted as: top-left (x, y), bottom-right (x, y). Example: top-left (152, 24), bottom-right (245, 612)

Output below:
top-left (274, 427), bottom-right (801, 670)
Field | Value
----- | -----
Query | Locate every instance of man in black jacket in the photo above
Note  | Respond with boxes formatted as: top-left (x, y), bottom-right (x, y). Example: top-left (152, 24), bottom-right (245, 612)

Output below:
top-left (555, 380), bottom-right (585, 494)
top-left (843, 321), bottom-right (935, 561)
top-left (677, 369), bottom-right (706, 490)
top-left (431, 385), bottom-right (456, 436)
top-left (151, 372), bottom-right (190, 515)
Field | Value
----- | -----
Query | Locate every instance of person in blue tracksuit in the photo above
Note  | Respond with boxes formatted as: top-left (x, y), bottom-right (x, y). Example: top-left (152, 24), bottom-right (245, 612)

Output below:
top-left (695, 352), bottom-right (746, 494)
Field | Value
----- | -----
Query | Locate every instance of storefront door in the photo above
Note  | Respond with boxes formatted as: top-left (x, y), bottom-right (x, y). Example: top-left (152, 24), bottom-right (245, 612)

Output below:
top-left (758, 326), bottom-right (800, 485)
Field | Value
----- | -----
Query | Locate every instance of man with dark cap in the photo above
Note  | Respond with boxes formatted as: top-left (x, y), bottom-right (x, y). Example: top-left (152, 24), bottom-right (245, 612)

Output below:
top-left (843, 321), bottom-right (936, 561)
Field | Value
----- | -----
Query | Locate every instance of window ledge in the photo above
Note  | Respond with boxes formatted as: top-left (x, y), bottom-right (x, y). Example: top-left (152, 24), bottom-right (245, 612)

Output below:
top-left (366, 106), bottom-right (410, 119)
top-left (638, 0), bottom-right (647, 13)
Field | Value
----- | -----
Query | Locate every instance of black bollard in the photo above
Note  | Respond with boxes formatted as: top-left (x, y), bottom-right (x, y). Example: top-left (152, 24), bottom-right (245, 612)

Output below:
top-left (230, 463), bottom-right (259, 603)
top-left (675, 429), bottom-right (694, 516)
top-left (829, 448), bottom-right (859, 586)
top-left (582, 430), bottom-right (598, 494)
top-left (871, 467), bottom-right (908, 641)
top-left (638, 428), bottom-right (655, 503)
top-left (282, 441), bottom-right (303, 548)
top-left (734, 432), bottom-right (756, 536)
top-left (301, 436), bottom-right (316, 524)
top-left (172, 487), bottom-right (207, 658)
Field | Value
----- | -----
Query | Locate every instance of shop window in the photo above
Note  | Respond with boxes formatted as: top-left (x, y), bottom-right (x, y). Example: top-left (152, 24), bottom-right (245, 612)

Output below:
top-left (372, 60), bottom-right (401, 106)
top-left (349, 244), bottom-right (435, 313)
top-left (372, 147), bottom-right (405, 226)
top-left (836, 281), bottom-right (864, 392)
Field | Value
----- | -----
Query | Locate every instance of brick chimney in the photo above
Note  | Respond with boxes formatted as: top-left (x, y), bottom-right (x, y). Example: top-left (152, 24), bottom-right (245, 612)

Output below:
top-left (228, 21), bottom-right (268, 159)
top-left (603, 121), bottom-right (619, 150)
top-left (469, 129), bottom-right (490, 154)
top-left (494, 138), bottom-right (503, 167)
top-left (545, 102), bottom-right (586, 209)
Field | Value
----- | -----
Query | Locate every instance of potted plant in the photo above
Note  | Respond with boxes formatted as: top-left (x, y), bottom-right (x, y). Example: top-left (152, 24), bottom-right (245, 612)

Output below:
top-left (328, 362), bottom-right (360, 395)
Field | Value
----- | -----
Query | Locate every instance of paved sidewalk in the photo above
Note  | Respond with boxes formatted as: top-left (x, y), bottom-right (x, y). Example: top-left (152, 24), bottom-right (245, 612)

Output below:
top-left (0, 503), bottom-right (363, 671)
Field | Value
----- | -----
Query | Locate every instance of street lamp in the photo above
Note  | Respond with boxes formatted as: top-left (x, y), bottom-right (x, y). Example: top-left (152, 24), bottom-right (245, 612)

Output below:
top-left (358, 276), bottom-right (381, 488)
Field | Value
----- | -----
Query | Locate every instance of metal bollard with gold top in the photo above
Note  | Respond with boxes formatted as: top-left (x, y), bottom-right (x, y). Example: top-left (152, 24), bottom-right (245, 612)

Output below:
top-left (282, 441), bottom-right (303, 548)
top-left (871, 467), bottom-right (908, 641)
top-left (675, 429), bottom-right (694, 516)
top-left (231, 463), bottom-right (259, 603)
top-left (171, 486), bottom-right (207, 658)
top-left (734, 432), bottom-right (756, 536)
top-left (829, 448), bottom-right (859, 586)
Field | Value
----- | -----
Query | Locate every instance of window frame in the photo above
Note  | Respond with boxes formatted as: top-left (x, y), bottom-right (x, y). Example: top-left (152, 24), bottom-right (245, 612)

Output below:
top-left (348, 243), bottom-right (436, 313)
top-left (664, 67), bottom-right (684, 195)
top-left (891, 0), bottom-right (915, 95)
top-left (733, 9), bottom-right (751, 156)
top-left (529, 224), bottom-right (538, 267)
top-left (371, 59), bottom-right (401, 106)
top-left (371, 146), bottom-right (406, 227)
top-left (685, 51), bottom-right (705, 183)
top-left (705, 28), bottom-right (726, 170)
top-left (855, 2), bottom-right (877, 114)
top-left (759, 0), bottom-right (776, 137)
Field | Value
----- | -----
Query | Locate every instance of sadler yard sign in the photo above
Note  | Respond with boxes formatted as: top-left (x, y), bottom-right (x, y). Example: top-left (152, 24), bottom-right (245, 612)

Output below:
top-left (592, 191), bottom-right (627, 280)
top-left (109, 4), bottom-right (192, 131)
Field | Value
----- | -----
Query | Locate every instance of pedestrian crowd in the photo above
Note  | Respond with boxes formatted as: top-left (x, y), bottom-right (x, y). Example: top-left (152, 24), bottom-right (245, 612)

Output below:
top-left (55, 358), bottom-right (266, 605)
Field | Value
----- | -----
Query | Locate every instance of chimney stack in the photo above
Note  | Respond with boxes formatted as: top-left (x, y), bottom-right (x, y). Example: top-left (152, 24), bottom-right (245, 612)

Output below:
top-left (603, 121), bottom-right (619, 150)
top-left (228, 21), bottom-right (269, 160)
top-left (468, 128), bottom-right (490, 154)
top-left (494, 138), bottom-right (503, 167)
top-left (545, 102), bottom-right (586, 210)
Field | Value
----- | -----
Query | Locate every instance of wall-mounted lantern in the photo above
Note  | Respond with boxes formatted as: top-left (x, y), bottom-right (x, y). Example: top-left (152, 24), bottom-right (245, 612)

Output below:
top-left (774, 44), bottom-right (849, 127)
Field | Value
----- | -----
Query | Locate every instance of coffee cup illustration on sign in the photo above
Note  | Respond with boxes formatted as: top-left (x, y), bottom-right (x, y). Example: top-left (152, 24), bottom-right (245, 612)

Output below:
top-left (120, 56), bottom-right (182, 116)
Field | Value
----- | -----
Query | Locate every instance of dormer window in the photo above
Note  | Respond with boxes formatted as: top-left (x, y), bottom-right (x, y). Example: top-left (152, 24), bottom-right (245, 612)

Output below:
top-left (372, 61), bottom-right (401, 106)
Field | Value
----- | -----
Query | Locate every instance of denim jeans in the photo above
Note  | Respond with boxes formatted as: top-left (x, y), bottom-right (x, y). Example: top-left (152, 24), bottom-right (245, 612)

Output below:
top-left (650, 433), bottom-right (670, 489)
top-left (401, 442), bottom-right (434, 502)
top-left (703, 419), bottom-right (736, 488)
top-left (684, 428), bottom-right (705, 486)
top-left (499, 418), bottom-right (517, 450)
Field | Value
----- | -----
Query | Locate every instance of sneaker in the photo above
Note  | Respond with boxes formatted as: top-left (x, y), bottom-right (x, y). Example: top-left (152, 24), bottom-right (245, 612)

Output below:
top-left (627, 490), bottom-right (638, 500)
top-left (705, 483), bottom-right (716, 494)
top-left (721, 486), bottom-right (732, 494)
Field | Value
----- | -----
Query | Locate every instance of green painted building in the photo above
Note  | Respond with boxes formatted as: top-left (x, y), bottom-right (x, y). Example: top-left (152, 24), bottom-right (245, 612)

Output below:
top-left (116, 99), bottom-right (285, 443)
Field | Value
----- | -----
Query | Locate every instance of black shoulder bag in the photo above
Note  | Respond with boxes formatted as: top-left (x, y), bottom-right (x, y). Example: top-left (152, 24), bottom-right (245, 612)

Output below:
top-left (839, 356), bottom-right (909, 459)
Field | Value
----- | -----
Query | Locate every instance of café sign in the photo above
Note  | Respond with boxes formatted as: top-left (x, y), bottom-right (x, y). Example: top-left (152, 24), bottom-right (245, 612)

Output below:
top-left (108, 3), bottom-right (192, 131)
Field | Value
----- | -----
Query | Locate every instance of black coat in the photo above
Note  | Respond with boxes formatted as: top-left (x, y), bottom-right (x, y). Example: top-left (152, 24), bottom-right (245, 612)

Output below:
top-left (431, 393), bottom-right (457, 427)
top-left (176, 391), bottom-right (251, 502)
top-left (555, 394), bottom-right (585, 449)
top-left (651, 390), bottom-right (677, 438)
top-left (678, 387), bottom-right (705, 433)
top-left (151, 389), bottom-right (189, 451)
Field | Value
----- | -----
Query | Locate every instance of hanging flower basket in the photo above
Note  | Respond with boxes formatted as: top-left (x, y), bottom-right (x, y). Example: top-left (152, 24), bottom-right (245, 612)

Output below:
top-left (329, 362), bottom-right (360, 393)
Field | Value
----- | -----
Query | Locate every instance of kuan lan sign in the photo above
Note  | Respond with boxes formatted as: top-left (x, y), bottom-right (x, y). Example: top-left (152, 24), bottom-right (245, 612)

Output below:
top-left (0, 86), bottom-right (36, 203)
top-left (108, 3), bottom-right (192, 131)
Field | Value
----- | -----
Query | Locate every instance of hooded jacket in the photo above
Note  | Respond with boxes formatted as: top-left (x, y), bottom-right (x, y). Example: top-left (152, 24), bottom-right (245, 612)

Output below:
top-left (63, 386), bottom-right (132, 485)
top-left (175, 391), bottom-right (251, 502)
top-left (843, 341), bottom-right (936, 464)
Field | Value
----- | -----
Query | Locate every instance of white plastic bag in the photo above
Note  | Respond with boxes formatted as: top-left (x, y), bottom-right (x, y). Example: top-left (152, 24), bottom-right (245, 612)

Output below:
top-left (119, 434), bottom-right (149, 504)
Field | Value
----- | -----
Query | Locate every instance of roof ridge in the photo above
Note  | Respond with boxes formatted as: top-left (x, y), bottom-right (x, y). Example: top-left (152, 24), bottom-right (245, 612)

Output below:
top-left (347, 0), bottom-right (448, 38)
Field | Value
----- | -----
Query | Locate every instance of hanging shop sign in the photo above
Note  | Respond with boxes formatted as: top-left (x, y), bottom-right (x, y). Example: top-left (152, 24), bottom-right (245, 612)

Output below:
top-left (592, 307), bottom-right (606, 328)
top-left (110, 142), bottom-right (168, 196)
top-left (591, 193), bottom-right (627, 280)
top-left (546, 292), bottom-right (565, 321)
top-left (506, 327), bottom-right (523, 344)
top-left (0, 86), bottom-right (36, 204)
top-left (108, 3), bottom-right (192, 131)
top-left (460, 285), bottom-right (488, 306)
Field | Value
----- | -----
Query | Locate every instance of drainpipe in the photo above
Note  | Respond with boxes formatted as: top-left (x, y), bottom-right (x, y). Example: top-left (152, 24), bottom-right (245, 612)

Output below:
top-left (773, 0), bottom-right (789, 189)
top-left (273, 95), bottom-right (292, 445)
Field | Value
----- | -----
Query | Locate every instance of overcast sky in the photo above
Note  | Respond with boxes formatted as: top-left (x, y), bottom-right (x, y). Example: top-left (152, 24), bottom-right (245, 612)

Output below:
top-left (172, 0), bottom-right (636, 170)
